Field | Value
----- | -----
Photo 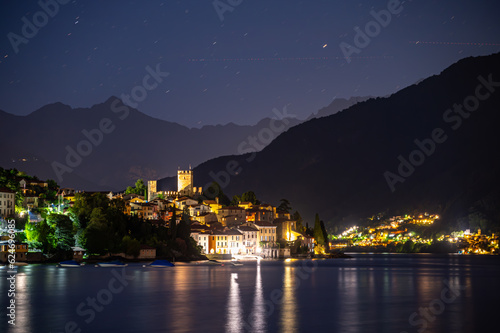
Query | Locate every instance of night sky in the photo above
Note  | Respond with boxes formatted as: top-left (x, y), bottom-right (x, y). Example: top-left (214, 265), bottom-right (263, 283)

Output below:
top-left (1, 0), bottom-right (499, 128)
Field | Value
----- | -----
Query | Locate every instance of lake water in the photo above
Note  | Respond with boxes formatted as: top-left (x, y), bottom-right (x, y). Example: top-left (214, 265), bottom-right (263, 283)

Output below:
top-left (1, 254), bottom-right (499, 333)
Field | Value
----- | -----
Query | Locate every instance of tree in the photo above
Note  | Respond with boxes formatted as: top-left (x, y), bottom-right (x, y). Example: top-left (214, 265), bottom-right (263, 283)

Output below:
top-left (293, 211), bottom-right (305, 234)
top-left (122, 236), bottom-right (141, 257)
top-left (203, 182), bottom-right (230, 206)
top-left (109, 198), bottom-right (126, 212)
top-left (125, 186), bottom-right (135, 195)
top-left (403, 240), bottom-right (415, 253)
top-left (278, 199), bottom-right (292, 213)
top-left (313, 214), bottom-right (327, 254)
top-left (230, 195), bottom-right (241, 206)
top-left (320, 220), bottom-right (329, 248)
top-left (305, 222), bottom-right (314, 237)
top-left (25, 222), bottom-right (42, 250)
top-left (25, 220), bottom-right (55, 253)
top-left (46, 214), bottom-right (74, 251)
top-left (70, 192), bottom-right (110, 230)
top-left (135, 179), bottom-right (147, 196)
top-left (313, 214), bottom-right (325, 245)
top-left (84, 208), bottom-right (112, 255)
top-left (124, 179), bottom-right (147, 196)
top-left (176, 219), bottom-right (191, 241)
top-left (241, 191), bottom-right (258, 205)
top-left (169, 207), bottom-right (178, 240)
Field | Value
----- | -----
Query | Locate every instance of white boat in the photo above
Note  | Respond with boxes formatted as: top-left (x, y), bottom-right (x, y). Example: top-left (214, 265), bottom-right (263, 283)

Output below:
top-left (59, 260), bottom-right (81, 268)
top-left (206, 259), bottom-right (223, 266)
top-left (96, 260), bottom-right (128, 267)
top-left (232, 254), bottom-right (263, 261)
top-left (230, 261), bottom-right (244, 266)
top-left (13, 262), bottom-right (29, 266)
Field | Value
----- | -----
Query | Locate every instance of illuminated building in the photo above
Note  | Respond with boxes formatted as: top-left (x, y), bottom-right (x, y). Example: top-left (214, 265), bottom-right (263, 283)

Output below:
top-left (0, 187), bottom-right (15, 217)
top-left (177, 169), bottom-right (194, 196)
top-left (0, 241), bottom-right (28, 263)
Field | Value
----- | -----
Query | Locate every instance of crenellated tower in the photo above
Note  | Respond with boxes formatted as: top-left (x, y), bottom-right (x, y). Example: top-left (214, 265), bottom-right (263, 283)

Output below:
top-left (177, 168), bottom-right (193, 196)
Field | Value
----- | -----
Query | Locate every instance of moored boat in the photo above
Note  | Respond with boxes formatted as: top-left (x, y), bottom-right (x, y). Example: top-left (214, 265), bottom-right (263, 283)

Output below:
top-left (148, 259), bottom-right (175, 267)
top-left (13, 262), bottom-right (29, 266)
top-left (96, 260), bottom-right (128, 267)
top-left (230, 260), bottom-right (243, 266)
top-left (59, 260), bottom-right (81, 268)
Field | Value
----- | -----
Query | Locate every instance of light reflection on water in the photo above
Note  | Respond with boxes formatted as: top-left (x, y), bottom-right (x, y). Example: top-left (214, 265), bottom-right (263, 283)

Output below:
top-left (226, 273), bottom-right (243, 333)
top-left (171, 267), bottom-right (193, 332)
top-left (14, 272), bottom-right (31, 333)
top-left (280, 266), bottom-right (298, 333)
top-left (250, 261), bottom-right (266, 333)
top-left (0, 254), bottom-right (498, 333)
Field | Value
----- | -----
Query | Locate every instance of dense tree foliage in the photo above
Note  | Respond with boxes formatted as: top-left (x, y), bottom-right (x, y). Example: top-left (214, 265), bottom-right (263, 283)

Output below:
top-left (0, 167), bottom-right (59, 208)
top-left (202, 181), bottom-right (231, 206)
top-left (229, 191), bottom-right (260, 206)
top-left (125, 179), bottom-right (147, 197)
top-left (241, 191), bottom-right (259, 205)
top-left (21, 192), bottom-right (202, 259)
top-left (46, 214), bottom-right (74, 251)
top-left (277, 199), bottom-right (292, 213)
top-left (293, 211), bottom-right (305, 234)
top-left (313, 213), bottom-right (329, 253)
top-left (313, 214), bottom-right (325, 246)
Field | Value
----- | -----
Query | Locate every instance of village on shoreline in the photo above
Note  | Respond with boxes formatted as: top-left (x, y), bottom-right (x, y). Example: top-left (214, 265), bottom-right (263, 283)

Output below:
top-left (1, 167), bottom-right (498, 266)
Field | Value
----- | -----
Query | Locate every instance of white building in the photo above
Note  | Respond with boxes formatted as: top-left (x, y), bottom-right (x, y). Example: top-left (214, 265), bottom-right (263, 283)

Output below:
top-left (0, 188), bottom-right (15, 218)
top-left (237, 225), bottom-right (259, 254)
top-left (225, 229), bottom-right (244, 255)
top-left (243, 221), bottom-right (278, 258)
top-left (191, 231), bottom-right (210, 254)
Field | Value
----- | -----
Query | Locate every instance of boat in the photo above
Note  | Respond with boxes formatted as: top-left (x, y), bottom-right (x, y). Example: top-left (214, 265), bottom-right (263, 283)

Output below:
top-left (232, 254), bottom-right (263, 260)
top-left (230, 261), bottom-right (244, 266)
top-left (13, 262), bottom-right (29, 266)
top-left (207, 259), bottom-right (223, 266)
top-left (96, 260), bottom-right (128, 267)
top-left (147, 259), bottom-right (175, 267)
top-left (59, 260), bottom-right (81, 268)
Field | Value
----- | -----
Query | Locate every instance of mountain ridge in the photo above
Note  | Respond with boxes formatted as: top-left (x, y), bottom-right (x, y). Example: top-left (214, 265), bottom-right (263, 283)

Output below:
top-left (0, 94), bottom-right (369, 190)
top-left (162, 52), bottom-right (500, 230)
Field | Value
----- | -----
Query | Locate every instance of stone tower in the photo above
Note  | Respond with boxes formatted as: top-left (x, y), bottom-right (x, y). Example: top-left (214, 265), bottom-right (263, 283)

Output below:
top-left (177, 169), bottom-right (193, 196)
top-left (147, 180), bottom-right (157, 201)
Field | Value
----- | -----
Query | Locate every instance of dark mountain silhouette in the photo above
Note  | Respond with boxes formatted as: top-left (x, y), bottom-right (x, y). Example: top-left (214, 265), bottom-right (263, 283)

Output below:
top-left (0, 95), bottom-right (366, 190)
top-left (164, 53), bottom-right (500, 230)
top-left (307, 96), bottom-right (372, 120)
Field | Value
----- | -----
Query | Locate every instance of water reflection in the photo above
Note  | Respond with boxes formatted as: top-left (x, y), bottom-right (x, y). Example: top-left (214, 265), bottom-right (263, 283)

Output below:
top-left (171, 268), bottom-right (193, 332)
top-left (338, 267), bottom-right (360, 333)
top-left (226, 273), bottom-right (243, 333)
top-left (15, 272), bottom-right (31, 332)
top-left (280, 266), bottom-right (298, 332)
top-left (250, 262), bottom-right (266, 332)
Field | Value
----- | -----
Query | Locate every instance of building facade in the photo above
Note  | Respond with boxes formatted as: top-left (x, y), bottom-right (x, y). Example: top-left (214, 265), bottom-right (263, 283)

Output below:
top-left (0, 188), bottom-right (15, 218)
top-left (178, 169), bottom-right (193, 196)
